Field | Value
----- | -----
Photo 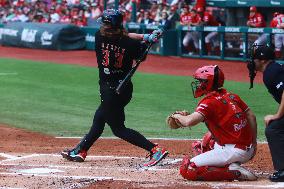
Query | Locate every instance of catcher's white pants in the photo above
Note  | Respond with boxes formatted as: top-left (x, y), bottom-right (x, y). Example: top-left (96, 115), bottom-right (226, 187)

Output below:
top-left (274, 33), bottom-right (284, 51)
top-left (190, 143), bottom-right (254, 167)
top-left (183, 31), bottom-right (199, 49)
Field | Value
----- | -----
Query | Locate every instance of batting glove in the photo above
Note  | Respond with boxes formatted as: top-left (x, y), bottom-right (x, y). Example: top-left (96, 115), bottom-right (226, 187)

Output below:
top-left (143, 33), bottom-right (159, 43)
top-left (152, 28), bottom-right (164, 36)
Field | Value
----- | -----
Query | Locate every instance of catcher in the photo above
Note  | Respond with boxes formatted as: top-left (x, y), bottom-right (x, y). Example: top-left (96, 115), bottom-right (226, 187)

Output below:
top-left (167, 65), bottom-right (258, 181)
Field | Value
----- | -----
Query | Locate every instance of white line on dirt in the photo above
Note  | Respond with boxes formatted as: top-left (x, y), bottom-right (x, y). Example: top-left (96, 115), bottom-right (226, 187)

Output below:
top-left (1, 162), bottom-right (176, 172)
top-left (6, 153), bottom-right (145, 160)
top-left (55, 136), bottom-right (268, 143)
top-left (0, 187), bottom-right (26, 189)
top-left (0, 172), bottom-right (113, 181)
top-left (0, 153), bottom-right (18, 159)
top-left (0, 154), bottom-right (42, 162)
top-left (205, 182), bottom-right (284, 188)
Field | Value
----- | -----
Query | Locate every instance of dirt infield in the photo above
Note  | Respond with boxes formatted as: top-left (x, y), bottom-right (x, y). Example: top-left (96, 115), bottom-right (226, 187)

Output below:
top-left (0, 46), bottom-right (277, 188)
top-left (0, 125), bottom-right (278, 189)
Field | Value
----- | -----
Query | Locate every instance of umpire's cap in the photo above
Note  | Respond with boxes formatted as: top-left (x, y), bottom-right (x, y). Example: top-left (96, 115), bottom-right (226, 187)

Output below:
top-left (101, 9), bottom-right (123, 29)
top-left (253, 45), bottom-right (275, 60)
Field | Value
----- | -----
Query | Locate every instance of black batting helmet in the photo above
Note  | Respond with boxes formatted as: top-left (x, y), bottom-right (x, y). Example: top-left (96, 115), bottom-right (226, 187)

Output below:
top-left (101, 9), bottom-right (123, 29)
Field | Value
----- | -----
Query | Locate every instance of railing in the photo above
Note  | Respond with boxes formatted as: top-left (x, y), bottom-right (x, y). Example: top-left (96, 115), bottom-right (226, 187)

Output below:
top-left (2, 23), bottom-right (284, 62)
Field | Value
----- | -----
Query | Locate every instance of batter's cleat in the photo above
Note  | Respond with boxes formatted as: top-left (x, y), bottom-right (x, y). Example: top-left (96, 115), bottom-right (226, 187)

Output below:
top-left (229, 163), bottom-right (257, 181)
top-left (61, 149), bottom-right (87, 162)
top-left (143, 145), bottom-right (169, 167)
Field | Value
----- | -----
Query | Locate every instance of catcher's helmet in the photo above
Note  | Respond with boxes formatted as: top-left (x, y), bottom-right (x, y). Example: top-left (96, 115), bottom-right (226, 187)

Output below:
top-left (101, 9), bottom-right (123, 29)
top-left (191, 65), bottom-right (224, 98)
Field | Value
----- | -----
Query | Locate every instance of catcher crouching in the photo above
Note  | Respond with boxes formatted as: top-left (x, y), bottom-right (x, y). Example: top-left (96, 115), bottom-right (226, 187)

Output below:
top-left (167, 65), bottom-right (258, 181)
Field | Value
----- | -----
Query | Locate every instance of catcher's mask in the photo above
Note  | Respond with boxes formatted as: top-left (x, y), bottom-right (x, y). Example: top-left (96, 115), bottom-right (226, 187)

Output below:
top-left (247, 44), bottom-right (275, 89)
top-left (191, 65), bottom-right (224, 98)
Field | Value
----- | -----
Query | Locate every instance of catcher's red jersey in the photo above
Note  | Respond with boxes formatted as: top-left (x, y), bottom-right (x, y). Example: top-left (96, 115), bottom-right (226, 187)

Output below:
top-left (195, 89), bottom-right (253, 147)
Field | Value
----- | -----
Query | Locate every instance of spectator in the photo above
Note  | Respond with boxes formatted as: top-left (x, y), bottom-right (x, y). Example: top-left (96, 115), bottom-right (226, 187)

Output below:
top-left (140, 10), bottom-right (154, 25)
top-left (247, 6), bottom-right (267, 46)
top-left (167, 5), bottom-right (179, 28)
top-left (159, 10), bottom-right (171, 29)
top-left (49, 6), bottom-right (60, 23)
top-left (60, 8), bottom-right (71, 23)
top-left (270, 12), bottom-right (284, 59)
top-left (180, 5), bottom-right (191, 26)
top-left (137, 9), bottom-right (144, 23)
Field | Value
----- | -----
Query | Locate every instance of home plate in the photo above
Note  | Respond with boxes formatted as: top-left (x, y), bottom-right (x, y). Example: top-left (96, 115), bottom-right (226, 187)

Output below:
top-left (17, 168), bottom-right (64, 174)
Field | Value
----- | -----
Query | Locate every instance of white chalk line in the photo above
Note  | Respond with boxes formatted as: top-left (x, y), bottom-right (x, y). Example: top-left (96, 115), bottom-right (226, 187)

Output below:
top-left (0, 154), bottom-right (42, 162)
top-left (0, 187), bottom-right (26, 189)
top-left (0, 172), bottom-right (113, 181)
top-left (204, 182), bottom-right (284, 189)
top-left (0, 153), bottom-right (18, 159)
top-left (1, 162), bottom-right (176, 172)
top-left (55, 136), bottom-right (269, 143)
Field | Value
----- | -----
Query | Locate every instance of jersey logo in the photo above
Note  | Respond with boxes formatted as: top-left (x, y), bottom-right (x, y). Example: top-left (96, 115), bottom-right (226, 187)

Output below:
top-left (198, 103), bottom-right (208, 110)
top-left (276, 82), bottom-right (283, 89)
top-left (233, 119), bottom-right (247, 132)
top-left (104, 68), bottom-right (110, 74)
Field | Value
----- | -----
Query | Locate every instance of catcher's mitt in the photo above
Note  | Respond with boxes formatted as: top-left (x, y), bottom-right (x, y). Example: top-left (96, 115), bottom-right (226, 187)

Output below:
top-left (166, 110), bottom-right (190, 129)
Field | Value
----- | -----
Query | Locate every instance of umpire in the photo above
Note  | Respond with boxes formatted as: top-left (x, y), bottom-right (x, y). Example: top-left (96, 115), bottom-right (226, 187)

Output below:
top-left (61, 9), bottom-right (168, 167)
top-left (247, 45), bottom-right (284, 182)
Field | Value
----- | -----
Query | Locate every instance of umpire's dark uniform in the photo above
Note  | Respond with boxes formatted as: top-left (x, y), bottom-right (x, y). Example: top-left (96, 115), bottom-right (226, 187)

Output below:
top-left (263, 61), bottom-right (284, 181)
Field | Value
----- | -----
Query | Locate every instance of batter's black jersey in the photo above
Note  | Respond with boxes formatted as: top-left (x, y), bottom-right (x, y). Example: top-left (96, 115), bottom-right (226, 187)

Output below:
top-left (263, 61), bottom-right (284, 104)
top-left (95, 31), bottom-right (146, 83)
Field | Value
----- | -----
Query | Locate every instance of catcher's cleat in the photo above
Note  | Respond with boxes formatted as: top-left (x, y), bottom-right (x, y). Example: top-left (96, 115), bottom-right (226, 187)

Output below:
top-left (229, 163), bottom-right (257, 181)
top-left (61, 149), bottom-right (87, 162)
top-left (143, 145), bottom-right (169, 167)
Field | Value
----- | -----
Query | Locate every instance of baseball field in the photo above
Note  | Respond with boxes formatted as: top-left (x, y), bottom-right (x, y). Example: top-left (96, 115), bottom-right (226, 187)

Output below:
top-left (0, 46), bottom-right (281, 188)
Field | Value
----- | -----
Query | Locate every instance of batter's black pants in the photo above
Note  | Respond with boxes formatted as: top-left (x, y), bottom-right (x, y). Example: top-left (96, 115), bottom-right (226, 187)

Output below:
top-left (74, 81), bottom-right (155, 153)
top-left (265, 116), bottom-right (284, 171)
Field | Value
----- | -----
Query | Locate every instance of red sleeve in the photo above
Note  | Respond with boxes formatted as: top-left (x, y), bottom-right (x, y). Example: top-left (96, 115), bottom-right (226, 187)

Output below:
top-left (232, 94), bottom-right (249, 112)
top-left (195, 98), bottom-right (216, 120)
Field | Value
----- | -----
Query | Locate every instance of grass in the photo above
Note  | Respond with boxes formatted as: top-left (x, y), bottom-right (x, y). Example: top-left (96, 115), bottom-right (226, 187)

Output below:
top-left (0, 58), bottom-right (277, 141)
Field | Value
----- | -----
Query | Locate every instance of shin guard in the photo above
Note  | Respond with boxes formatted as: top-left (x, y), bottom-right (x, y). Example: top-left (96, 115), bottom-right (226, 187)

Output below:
top-left (180, 156), bottom-right (240, 181)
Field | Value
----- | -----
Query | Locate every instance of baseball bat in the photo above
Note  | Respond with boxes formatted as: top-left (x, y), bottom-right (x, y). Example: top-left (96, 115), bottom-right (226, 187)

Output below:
top-left (116, 28), bottom-right (164, 94)
top-left (115, 42), bottom-right (154, 94)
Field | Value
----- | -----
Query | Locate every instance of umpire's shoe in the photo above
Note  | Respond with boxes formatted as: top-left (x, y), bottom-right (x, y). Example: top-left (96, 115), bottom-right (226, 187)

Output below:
top-left (61, 149), bottom-right (87, 162)
top-left (269, 170), bottom-right (284, 182)
top-left (143, 145), bottom-right (169, 167)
